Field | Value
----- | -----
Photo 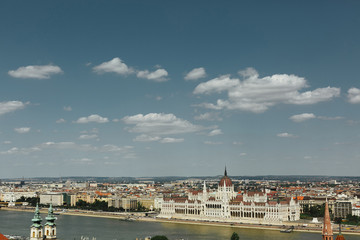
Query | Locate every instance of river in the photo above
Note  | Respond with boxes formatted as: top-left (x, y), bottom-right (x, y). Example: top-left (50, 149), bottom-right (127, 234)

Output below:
top-left (0, 210), bottom-right (359, 240)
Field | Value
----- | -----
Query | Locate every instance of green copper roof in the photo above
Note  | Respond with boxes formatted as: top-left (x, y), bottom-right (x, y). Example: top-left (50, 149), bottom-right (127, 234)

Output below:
top-left (31, 203), bottom-right (42, 228)
top-left (45, 204), bottom-right (56, 226)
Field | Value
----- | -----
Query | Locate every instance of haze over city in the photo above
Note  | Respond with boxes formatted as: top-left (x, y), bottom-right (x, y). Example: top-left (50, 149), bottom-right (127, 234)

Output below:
top-left (1, 1), bottom-right (360, 178)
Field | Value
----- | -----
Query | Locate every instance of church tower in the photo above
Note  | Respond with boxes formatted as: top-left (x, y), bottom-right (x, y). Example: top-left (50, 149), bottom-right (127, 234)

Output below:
top-left (30, 203), bottom-right (43, 240)
top-left (322, 200), bottom-right (333, 240)
top-left (44, 204), bottom-right (57, 239)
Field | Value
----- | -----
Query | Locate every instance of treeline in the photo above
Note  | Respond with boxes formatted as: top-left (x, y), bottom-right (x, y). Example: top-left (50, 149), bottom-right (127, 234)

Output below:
top-left (301, 203), bottom-right (328, 219)
top-left (74, 199), bottom-right (147, 212)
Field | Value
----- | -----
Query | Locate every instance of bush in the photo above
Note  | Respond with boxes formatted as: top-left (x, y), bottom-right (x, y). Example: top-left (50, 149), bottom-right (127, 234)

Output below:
top-left (151, 236), bottom-right (168, 240)
top-left (231, 232), bottom-right (240, 240)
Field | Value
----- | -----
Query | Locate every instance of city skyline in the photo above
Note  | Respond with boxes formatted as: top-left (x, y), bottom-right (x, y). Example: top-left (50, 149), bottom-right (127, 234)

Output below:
top-left (1, 1), bottom-right (360, 177)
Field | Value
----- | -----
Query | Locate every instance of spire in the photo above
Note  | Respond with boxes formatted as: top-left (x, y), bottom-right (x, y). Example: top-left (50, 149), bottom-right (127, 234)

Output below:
top-left (45, 204), bottom-right (56, 226)
top-left (31, 203), bottom-right (42, 228)
top-left (322, 200), bottom-right (333, 240)
top-left (224, 166), bottom-right (227, 177)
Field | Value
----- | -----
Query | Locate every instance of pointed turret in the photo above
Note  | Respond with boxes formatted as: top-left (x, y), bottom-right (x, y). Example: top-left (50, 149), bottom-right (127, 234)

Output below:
top-left (322, 200), bottom-right (333, 240)
top-left (30, 203), bottom-right (43, 240)
top-left (224, 166), bottom-right (227, 177)
top-left (44, 204), bottom-right (57, 239)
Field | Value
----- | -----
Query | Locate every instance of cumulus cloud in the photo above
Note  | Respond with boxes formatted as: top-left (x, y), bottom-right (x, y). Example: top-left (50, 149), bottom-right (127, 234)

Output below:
top-left (204, 141), bottom-right (222, 145)
top-left (159, 138), bottom-right (184, 143)
top-left (79, 134), bottom-right (98, 140)
top-left (185, 67), bottom-right (206, 81)
top-left (56, 118), bottom-right (66, 123)
top-left (93, 57), bottom-right (133, 75)
top-left (14, 127), bottom-right (31, 134)
top-left (277, 132), bottom-right (297, 138)
top-left (289, 113), bottom-right (316, 122)
top-left (290, 113), bottom-right (344, 122)
top-left (122, 113), bottom-right (204, 135)
top-left (8, 64), bottom-right (63, 79)
top-left (208, 129), bottom-right (223, 136)
top-left (133, 134), bottom-right (161, 142)
top-left (194, 68), bottom-right (340, 113)
top-left (348, 88), bottom-right (360, 104)
top-left (75, 114), bottom-right (109, 124)
top-left (194, 112), bottom-right (222, 121)
top-left (0, 101), bottom-right (27, 116)
top-left (137, 69), bottom-right (168, 82)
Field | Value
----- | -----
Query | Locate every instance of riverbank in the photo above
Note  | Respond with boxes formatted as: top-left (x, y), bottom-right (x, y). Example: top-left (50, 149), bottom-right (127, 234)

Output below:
top-left (2, 207), bottom-right (360, 236)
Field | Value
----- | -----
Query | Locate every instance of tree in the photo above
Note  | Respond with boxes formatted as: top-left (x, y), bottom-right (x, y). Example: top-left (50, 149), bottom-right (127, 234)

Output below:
top-left (231, 232), bottom-right (240, 240)
top-left (151, 236), bottom-right (168, 240)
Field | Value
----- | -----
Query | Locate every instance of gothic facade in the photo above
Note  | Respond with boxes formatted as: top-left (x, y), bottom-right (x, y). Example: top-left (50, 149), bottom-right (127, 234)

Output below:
top-left (159, 169), bottom-right (300, 224)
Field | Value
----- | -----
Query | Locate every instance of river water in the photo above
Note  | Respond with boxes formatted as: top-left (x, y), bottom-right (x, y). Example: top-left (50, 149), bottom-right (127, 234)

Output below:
top-left (0, 210), bottom-right (359, 240)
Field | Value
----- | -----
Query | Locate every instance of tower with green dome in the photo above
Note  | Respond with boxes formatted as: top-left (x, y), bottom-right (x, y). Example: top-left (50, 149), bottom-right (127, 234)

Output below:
top-left (30, 203), bottom-right (43, 240)
top-left (44, 204), bottom-right (57, 239)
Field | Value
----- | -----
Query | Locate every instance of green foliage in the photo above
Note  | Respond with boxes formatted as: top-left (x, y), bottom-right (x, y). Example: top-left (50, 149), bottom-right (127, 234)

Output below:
top-left (151, 236), bottom-right (168, 240)
top-left (346, 214), bottom-right (360, 225)
top-left (334, 217), bottom-right (343, 225)
top-left (76, 199), bottom-right (111, 211)
top-left (302, 203), bottom-right (330, 218)
top-left (230, 232), bottom-right (240, 240)
top-left (16, 196), bottom-right (39, 206)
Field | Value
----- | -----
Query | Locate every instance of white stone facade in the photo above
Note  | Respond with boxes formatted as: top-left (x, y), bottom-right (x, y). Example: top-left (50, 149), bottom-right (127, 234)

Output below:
top-left (159, 173), bottom-right (300, 224)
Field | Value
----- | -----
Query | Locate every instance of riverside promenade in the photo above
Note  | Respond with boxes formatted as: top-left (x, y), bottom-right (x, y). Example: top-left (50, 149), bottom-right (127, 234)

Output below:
top-left (2, 207), bottom-right (360, 236)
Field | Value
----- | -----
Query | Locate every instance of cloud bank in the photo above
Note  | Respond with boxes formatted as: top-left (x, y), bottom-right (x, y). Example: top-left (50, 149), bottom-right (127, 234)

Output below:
top-left (194, 68), bottom-right (340, 113)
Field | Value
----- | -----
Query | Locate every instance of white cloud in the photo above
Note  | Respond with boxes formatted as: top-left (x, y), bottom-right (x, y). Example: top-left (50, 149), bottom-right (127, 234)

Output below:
top-left (137, 69), bottom-right (168, 82)
top-left (122, 113), bottom-right (204, 135)
top-left (204, 141), bottom-right (222, 145)
top-left (79, 134), bottom-right (98, 140)
top-left (194, 75), bottom-right (239, 95)
top-left (0, 101), bottom-right (27, 116)
top-left (317, 116), bottom-right (344, 121)
top-left (194, 68), bottom-right (340, 113)
top-left (64, 106), bottom-right (72, 111)
top-left (155, 96), bottom-right (163, 101)
top-left (348, 88), bottom-right (360, 104)
top-left (3, 141), bottom-right (12, 144)
top-left (290, 113), bottom-right (344, 122)
top-left (8, 64), bottom-right (63, 79)
top-left (56, 118), bottom-right (66, 123)
top-left (93, 57), bottom-right (133, 75)
top-left (14, 127), bottom-right (31, 134)
top-left (277, 132), bottom-right (297, 138)
top-left (208, 129), bottom-right (223, 136)
top-left (75, 114), bottom-right (109, 124)
top-left (239, 153), bottom-right (247, 156)
top-left (194, 112), bottom-right (222, 121)
top-left (233, 141), bottom-right (243, 145)
top-left (133, 134), bottom-right (161, 142)
top-left (185, 67), bottom-right (206, 81)
top-left (159, 138), bottom-right (184, 143)
top-left (289, 113), bottom-right (316, 122)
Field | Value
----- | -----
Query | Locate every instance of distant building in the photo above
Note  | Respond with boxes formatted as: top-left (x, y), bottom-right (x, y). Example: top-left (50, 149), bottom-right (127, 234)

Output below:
top-left (40, 194), bottom-right (63, 206)
top-left (334, 201), bottom-right (352, 219)
top-left (159, 168), bottom-right (300, 224)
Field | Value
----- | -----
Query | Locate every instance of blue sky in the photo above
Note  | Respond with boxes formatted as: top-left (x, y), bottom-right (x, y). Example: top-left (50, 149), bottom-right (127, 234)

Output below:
top-left (1, 1), bottom-right (360, 178)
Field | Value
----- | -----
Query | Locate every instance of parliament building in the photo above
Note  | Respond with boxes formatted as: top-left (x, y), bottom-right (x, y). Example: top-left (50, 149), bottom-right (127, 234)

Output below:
top-left (159, 169), bottom-right (300, 224)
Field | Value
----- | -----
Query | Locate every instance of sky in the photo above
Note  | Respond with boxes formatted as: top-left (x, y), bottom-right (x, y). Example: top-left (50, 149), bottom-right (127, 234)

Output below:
top-left (0, 1), bottom-right (360, 178)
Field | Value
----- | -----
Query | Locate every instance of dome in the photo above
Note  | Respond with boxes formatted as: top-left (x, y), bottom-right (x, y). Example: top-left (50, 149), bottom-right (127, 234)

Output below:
top-left (219, 167), bottom-right (233, 186)
top-left (219, 176), bottom-right (233, 187)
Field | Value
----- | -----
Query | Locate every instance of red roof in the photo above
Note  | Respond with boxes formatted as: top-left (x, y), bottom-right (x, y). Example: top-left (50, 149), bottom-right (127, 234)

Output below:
top-left (219, 176), bottom-right (233, 187)
top-left (0, 233), bottom-right (9, 240)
